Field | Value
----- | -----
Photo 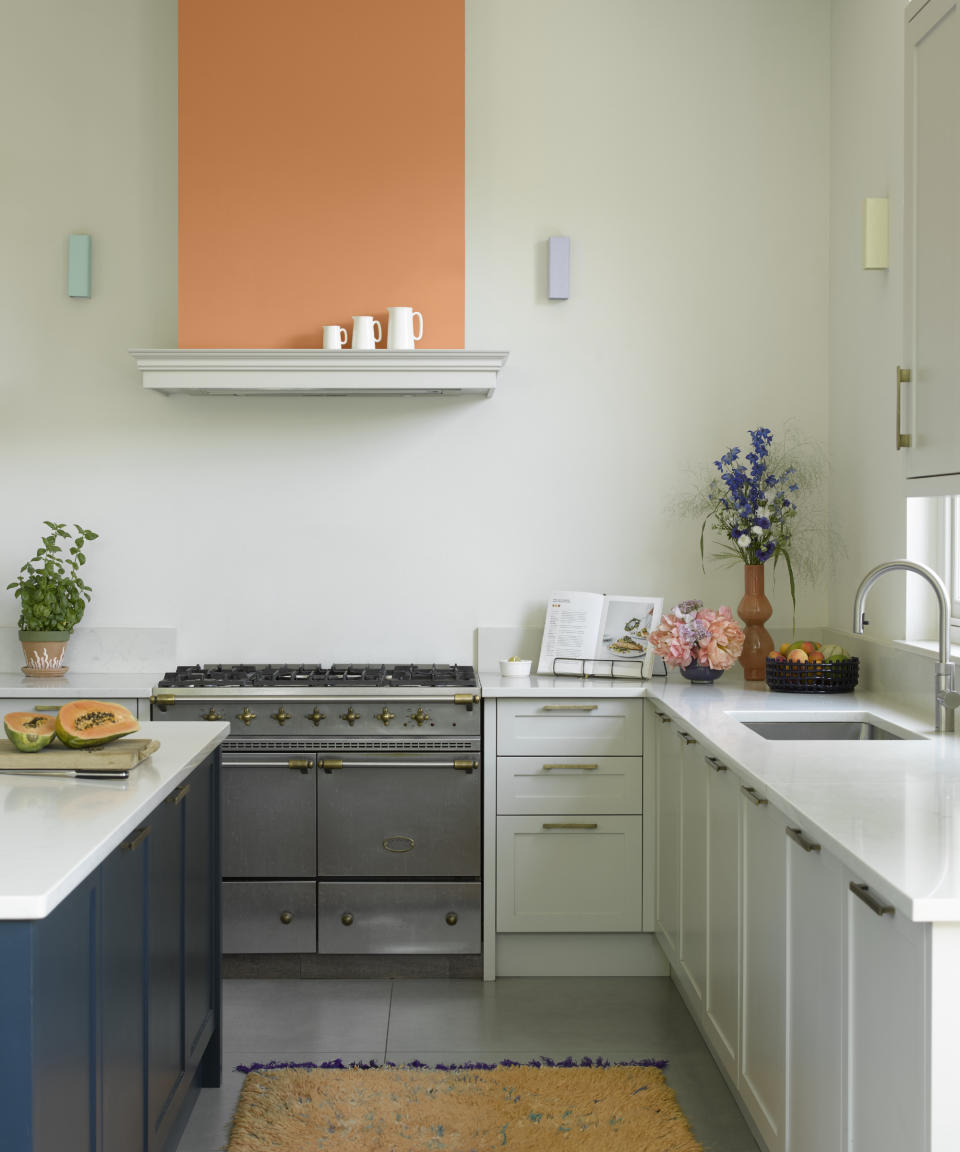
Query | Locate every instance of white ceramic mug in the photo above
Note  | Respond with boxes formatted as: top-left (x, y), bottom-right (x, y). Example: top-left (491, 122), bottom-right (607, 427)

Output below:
top-left (351, 315), bottom-right (382, 350)
top-left (386, 306), bottom-right (423, 350)
top-left (322, 325), bottom-right (348, 350)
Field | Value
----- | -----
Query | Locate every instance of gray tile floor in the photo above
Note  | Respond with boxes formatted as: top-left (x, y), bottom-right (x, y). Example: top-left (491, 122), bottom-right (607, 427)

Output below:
top-left (177, 976), bottom-right (761, 1151)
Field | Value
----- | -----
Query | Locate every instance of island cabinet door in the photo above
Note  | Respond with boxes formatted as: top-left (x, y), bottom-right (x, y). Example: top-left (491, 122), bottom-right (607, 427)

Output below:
top-left (148, 782), bottom-right (187, 1152)
top-left (30, 872), bottom-right (99, 1152)
top-left (101, 822), bottom-right (150, 1152)
top-left (183, 756), bottom-right (218, 1076)
top-left (845, 875), bottom-right (929, 1152)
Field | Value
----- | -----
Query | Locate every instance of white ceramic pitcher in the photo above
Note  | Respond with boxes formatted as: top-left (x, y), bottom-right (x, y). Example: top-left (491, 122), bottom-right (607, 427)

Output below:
top-left (351, 315), bottom-right (382, 350)
top-left (386, 307), bottom-right (423, 350)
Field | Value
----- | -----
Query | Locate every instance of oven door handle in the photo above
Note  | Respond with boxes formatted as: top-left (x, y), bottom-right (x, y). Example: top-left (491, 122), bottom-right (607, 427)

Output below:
top-left (221, 757), bottom-right (316, 771)
top-left (320, 758), bottom-right (478, 773)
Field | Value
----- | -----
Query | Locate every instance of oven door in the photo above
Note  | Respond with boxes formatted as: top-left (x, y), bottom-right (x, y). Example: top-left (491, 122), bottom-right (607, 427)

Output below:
top-left (221, 750), bottom-right (317, 877)
top-left (316, 751), bottom-right (481, 877)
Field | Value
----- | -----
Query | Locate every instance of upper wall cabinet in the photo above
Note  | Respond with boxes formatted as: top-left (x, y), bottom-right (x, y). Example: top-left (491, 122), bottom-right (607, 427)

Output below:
top-left (903, 0), bottom-right (960, 491)
top-left (130, 349), bottom-right (508, 399)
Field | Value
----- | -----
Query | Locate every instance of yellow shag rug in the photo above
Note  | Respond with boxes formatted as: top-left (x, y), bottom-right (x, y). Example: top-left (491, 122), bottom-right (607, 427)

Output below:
top-left (225, 1060), bottom-right (703, 1151)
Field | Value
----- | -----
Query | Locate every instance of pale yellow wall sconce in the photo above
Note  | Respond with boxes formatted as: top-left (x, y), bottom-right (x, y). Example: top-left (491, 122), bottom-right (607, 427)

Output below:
top-left (862, 198), bottom-right (889, 269)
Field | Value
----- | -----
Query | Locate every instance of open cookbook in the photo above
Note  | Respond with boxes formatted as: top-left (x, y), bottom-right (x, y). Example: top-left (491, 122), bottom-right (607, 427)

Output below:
top-left (536, 591), bottom-right (663, 679)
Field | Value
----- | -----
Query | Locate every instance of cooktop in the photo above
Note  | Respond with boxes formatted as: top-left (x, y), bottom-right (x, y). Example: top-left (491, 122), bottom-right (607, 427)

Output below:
top-left (156, 663), bottom-right (478, 690)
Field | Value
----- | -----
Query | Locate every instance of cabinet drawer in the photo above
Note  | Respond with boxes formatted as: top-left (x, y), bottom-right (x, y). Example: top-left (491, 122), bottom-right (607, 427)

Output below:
top-left (222, 880), bottom-right (316, 953)
top-left (497, 698), bottom-right (642, 756)
top-left (317, 882), bottom-right (480, 955)
top-left (497, 755), bottom-right (642, 815)
top-left (496, 815), bottom-right (642, 932)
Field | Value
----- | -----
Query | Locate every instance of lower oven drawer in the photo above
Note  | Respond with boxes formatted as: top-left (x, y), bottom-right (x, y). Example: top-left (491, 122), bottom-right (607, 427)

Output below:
top-left (222, 880), bottom-right (317, 953)
top-left (317, 882), bottom-right (481, 954)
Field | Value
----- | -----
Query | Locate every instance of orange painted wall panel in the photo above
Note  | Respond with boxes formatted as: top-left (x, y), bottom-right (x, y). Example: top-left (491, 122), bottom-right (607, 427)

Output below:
top-left (178, 0), bottom-right (464, 349)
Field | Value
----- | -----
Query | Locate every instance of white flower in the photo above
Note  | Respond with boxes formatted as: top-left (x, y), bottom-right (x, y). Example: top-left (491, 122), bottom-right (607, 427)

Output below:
top-left (751, 525), bottom-right (765, 536)
top-left (737, 534), bottom-right (751, 547)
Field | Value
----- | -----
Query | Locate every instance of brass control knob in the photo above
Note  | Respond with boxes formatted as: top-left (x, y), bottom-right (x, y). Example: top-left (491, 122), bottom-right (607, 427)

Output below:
top-left (271, 705), bottom-right (292, 726)
top-left (306, 707), bottom-right (326, 727)
top-left (280, 911), bottom-right (293, 925)
top-left (411, 706), bottom-right (430, 727)
top-left (340, 707), bottom-right (361, 727)
top-left (445, 912), bottom-right (458, 926)
top-left (341, 912), bottom-right (354, 926)
top-left (201, 707), bottom-right (224, 722)
top-left (374, 707), bottom-right (396, 726)
top-left (237, 706), bottom-right (257, 726)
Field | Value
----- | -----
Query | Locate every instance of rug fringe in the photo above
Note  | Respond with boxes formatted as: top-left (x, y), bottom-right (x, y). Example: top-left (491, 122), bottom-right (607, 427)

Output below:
top-left (234, 1055), bottom-right (669, 1074)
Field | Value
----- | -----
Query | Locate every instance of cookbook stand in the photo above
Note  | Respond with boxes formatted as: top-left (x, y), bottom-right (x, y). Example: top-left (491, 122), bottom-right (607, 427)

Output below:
top-left (550, 656), bottom-right (650, 680)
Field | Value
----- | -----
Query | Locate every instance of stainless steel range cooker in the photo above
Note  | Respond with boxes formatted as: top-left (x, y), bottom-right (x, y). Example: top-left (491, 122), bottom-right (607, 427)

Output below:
top-left (150, 664), bottom-right (482, 972)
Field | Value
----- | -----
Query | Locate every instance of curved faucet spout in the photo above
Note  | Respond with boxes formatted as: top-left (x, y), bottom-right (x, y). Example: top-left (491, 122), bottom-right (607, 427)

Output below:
top-left (852, 559), bottom-right (955, 732)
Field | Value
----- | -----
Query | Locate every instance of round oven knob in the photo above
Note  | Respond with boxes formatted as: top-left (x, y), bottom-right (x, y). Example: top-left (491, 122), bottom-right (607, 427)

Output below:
top-left (201, 707), bottom-right (224, 722)
top-left (374, 707), bottom-right (396, 726)
top-left (340, 707), bottom-right (361, 727)
top-left (237, 707), bottom-right (257, 726)
top-left (411, 707), bottom-right (431, 727)
top-left (271, 706), bottom-right (292, 726)
top-left (341, 912), bottom-right (354, 926)
top-left (306, 707), bottom-right (326, 727)
top-left (445, 912), bottom-right (459, 926)
top-left (279, 911), bottom-right (294, 925)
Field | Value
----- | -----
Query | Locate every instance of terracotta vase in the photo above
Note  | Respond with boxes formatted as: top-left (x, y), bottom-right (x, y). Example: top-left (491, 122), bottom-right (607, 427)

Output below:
top-left (737, 565), bottom-right (773, 682)
top-left (19, 630), bottom-right (70, 677)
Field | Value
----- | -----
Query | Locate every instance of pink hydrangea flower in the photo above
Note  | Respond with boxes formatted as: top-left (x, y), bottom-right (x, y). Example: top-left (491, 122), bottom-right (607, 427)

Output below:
top-left (649, 602), bottom-right (745, 671)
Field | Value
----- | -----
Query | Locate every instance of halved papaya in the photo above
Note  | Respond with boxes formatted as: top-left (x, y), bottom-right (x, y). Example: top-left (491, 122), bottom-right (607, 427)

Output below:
top-left (55, 700), bottom-right (139, 749)
top-left (4, 711), bottom-right (57, 753)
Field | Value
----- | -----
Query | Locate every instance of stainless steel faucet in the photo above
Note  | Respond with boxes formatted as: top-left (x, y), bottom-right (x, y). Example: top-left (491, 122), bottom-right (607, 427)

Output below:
top-left (852, 559), bottom-right (960, 733)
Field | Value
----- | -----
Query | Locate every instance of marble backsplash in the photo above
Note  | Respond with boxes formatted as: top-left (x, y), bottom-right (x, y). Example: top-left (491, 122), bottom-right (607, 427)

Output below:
top-left (0, 627), bottom-right (176, 675)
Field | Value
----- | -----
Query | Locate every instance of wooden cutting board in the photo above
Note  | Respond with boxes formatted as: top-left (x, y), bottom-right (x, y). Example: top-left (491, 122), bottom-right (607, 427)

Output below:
top-left (0, 738), bottom-right (160, 773)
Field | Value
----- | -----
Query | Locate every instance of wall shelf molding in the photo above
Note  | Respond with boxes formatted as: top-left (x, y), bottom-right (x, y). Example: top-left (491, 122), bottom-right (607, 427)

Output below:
top-left (130, 349), bottom-right (507, 397)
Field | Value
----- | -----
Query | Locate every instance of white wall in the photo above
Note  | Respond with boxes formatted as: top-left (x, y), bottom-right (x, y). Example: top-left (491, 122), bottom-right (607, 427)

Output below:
top-left (828, 0), bottom-right (911, 638)
top-left (0, 0), bottom-right (831, 666)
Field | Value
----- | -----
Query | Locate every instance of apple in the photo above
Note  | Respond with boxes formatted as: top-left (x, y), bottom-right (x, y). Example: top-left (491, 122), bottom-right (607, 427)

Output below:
top-left (787, 649), bottom-right (808, 663)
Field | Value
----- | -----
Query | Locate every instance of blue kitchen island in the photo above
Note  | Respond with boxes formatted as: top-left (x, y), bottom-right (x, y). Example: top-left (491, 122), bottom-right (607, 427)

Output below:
top-left (0, 721), bottom-right (228, 1152)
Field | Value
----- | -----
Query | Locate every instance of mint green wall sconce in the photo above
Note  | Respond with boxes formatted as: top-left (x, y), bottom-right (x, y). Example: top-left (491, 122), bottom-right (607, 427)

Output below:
top-left (68, 233), bottom-right (91, 297)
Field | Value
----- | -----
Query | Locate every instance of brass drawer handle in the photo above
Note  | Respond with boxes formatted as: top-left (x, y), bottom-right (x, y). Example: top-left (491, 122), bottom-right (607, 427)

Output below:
top-left (741, 785), bottom-right (767, 807)
top-left (705, 756), bottom-right (727, 772)
top-left (120, 824), bottom-right (150, 851)
top-left (541, 763), bottom-right (599, 771)
top-left (445, 912), bottom-right (458, 926)
top-left (341, 912), bottom-right (354, 926)
top-left (654, 711), bottom-right (673, 724)
top-left (541, 704), bottom-right (599, 712)
top-left (32, 704), bottom-right (61, 712)
top-left (541, 822), bottom-right (599, 830)
top-left (786, 826), bottom-right (821, 853)
top-left (168, 782), bottom-right (191, 806)
top-left (850, 882), bottom-right (895, 917)
top-left (279, 911), bottom-right (294, 925)
top-left (896, 366), bottom-right (912, 450)
top-left (678, 731), bottom-right (697, 746)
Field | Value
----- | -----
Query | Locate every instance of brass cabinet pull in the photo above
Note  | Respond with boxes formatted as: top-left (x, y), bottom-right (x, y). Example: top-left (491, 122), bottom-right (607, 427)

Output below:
top-left (31, 704), bottom-right (61, 712)
top-left (279, 911), bottom-right (294, 925)
top-left (541, 822), bottom-right (599, 830)
top-left (288, 758), bottom-right (312, 773)
top-left (445, 912), bottom-right (459, 926)
top-left (120, 824), bottom-right (150, 851)
top-left (896, 365), bottom-right (912, 450)
top-left (541, 763), bottom-right (599, 771)
top-left (850, 881), bottom-right (895, 917)
top-left (653, 710), bottom-right (673, 724)
top-left (705, 756), bottom-right (727, 772)
top-left (168, 782), bottom-right (191, 806)
top-left (341, 912), bottom-right (354, 926)
top-left (678, 731), bottom-right (697, 746)
top-left (741, 785), bottom-right (767, 807)
top-left (786, 826), bottom-right (821, 853)
top-left (541, 704), bottom-right (598, 711)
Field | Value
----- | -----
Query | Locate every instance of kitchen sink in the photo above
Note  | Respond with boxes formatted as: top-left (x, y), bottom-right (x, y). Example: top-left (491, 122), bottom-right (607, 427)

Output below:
top-left (736, 716), bottom-right (923, 741)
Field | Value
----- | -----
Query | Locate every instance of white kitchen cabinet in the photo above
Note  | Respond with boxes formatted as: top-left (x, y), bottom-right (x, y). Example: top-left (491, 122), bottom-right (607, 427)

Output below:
top-left (703, 753), bottom-right (740, 1084)
top-left (904, 0), bottom-right (960, 487)
top-left (652, 708), bottom-right (682, 966)
top-left (495, 697), bottom-right (643, 935)
top-left (846, 874), bottom-right (929, 1152)
top-left (678, 729), bottom-right (707, 1007)
top-left (786, 824), bottom-right (844, 1152)
top-left (739, 782), bottom-right (788, 1152)
top-left (496, 815), bottom-right (643, 932)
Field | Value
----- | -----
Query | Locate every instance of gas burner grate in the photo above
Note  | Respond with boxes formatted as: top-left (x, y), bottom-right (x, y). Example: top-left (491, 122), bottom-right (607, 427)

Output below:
top-left (157, 662), bottom-right (478, 689)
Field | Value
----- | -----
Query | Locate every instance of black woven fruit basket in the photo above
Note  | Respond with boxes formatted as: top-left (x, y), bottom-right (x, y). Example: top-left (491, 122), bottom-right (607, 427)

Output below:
top-left (765, 656), bottom-right (859, 693)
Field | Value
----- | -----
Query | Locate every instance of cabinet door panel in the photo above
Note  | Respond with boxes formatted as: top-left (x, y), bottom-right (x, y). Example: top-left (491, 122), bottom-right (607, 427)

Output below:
top-left (704, 761), bottom-right (739, 1081)
top-left (497, 815), bottom-right (642, 932)
top-left (846, 880), bottom-right (928, 1152)
top-left (679, 737), bottom-right (707, 1006)
top-left (184, 758), bottom-right (216, 1064)
top-left (740, 791), bottom-right (787, 1152)
top-left (654, 718), bottom-right (682, 964)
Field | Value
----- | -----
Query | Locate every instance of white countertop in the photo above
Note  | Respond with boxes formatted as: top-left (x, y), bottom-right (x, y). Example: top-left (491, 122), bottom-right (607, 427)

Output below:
top-left (479, 663), bottom-right (960, 923)
top-left (0, 720), bottom-right (228, 920)
top-left (0, 671), bottom-right (160, 698)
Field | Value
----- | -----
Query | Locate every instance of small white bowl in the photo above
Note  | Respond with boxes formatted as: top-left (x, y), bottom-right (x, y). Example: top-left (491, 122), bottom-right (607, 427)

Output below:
top-left (499, 657), bottom-right (532, 677)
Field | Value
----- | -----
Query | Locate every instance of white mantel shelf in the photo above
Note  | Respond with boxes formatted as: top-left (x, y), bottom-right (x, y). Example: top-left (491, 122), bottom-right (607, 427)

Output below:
top-left (130, 348), bottom-right (508, 397)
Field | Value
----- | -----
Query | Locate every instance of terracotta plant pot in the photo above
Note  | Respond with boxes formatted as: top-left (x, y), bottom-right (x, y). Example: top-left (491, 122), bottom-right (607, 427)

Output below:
top-left (19, 630), bottom-right (70, 677)
top-left (737, 565), bottom-right (773, 682)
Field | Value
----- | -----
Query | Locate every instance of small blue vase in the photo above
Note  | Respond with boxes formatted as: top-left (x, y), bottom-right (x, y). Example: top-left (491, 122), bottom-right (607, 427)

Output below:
top-left (679, 662), bottom-right (723, 684)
